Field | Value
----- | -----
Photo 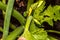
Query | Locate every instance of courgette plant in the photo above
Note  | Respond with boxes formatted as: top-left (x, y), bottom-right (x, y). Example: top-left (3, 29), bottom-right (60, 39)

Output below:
top-left (0, 0), bottom-right (60, 40)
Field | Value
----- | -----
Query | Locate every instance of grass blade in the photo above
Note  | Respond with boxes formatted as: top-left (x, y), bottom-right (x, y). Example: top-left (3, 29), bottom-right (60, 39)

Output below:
top-left (3, 0), bottom-right (15, 40)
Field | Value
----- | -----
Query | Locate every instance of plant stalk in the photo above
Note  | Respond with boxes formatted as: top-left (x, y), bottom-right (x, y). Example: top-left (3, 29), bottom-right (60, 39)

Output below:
top-left (3, 0), bottom-right (15, 40)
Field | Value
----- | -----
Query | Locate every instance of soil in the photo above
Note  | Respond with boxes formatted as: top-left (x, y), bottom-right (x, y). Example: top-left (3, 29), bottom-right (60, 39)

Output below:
top-left (0, 0), bottom-right (60, 40)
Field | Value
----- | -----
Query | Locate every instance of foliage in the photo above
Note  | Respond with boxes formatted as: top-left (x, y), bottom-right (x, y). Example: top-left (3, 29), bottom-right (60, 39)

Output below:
top-left (26, 0), bottom-right (60, 26)
top-left (0, 0), bottom-right (60, 40)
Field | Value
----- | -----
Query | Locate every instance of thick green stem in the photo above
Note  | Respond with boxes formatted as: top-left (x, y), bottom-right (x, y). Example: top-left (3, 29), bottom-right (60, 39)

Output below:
top-left (3, 0), bottom-right (15, 40)
top-left (0, 1), bottom-right (26, 25)
top-left (25, 16), bottom-right (33, 31)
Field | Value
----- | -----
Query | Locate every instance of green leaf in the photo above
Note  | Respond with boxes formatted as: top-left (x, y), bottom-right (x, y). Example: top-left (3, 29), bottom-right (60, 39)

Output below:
top-left (43, 18), bottom-right (53, 26)
top-left (30, 21), bottom-right (48, 40)
top-left (22, 30), bottom-right (36, 40)
top-left (44, 5), bottom-right (54, 17)
top-left (33, 4), bottom-right (60, 26)
top-left (54, 10), bottom-right (60, 21)
top-left (30, 21), bottom-right (39, 33)
top-left (32, 29), bottom-right (48, 40)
